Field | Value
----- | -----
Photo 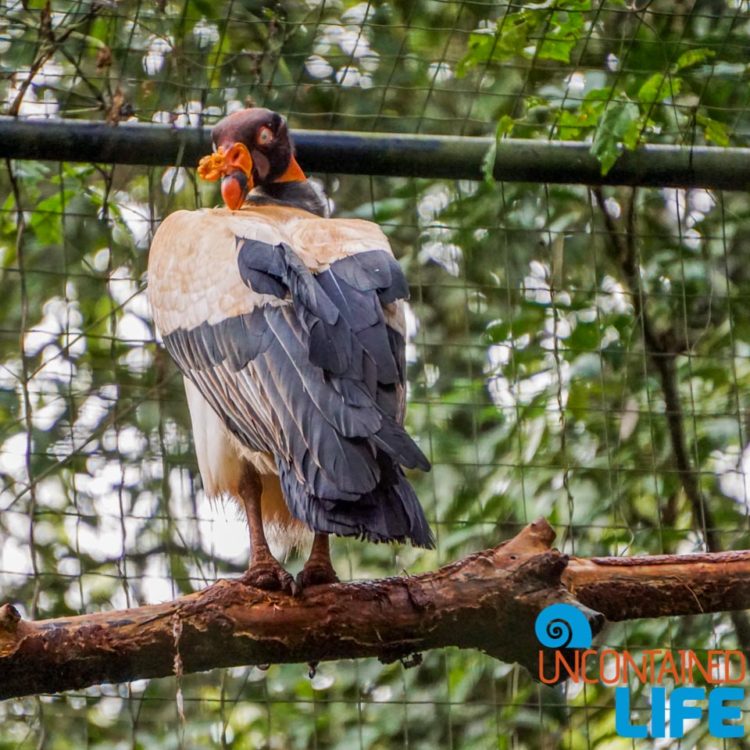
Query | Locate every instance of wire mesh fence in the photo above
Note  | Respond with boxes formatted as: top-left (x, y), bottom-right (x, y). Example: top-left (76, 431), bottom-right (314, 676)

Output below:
top-left (1, 0), bottom-right (750, 747)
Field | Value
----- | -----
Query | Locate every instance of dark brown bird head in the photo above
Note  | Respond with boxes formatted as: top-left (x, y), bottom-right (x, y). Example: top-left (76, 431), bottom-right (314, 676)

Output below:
top-left (197, 108), bottom-right (306, 210)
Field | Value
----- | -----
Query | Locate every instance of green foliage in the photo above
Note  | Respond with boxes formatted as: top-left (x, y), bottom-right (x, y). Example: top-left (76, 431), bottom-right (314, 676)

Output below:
top-left (458, 0), bottom-right (592, 73)
top-left (1, 1), bottom-right (749, 748)
top-left (459, 2), bottom-right (745, 174)
top-left (590, 101), bottom-right (640, 175)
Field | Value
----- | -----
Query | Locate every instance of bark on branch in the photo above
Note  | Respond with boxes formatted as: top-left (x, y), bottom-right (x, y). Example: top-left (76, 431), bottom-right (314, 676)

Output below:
top-left (2, 518), bottom-right (749, 700)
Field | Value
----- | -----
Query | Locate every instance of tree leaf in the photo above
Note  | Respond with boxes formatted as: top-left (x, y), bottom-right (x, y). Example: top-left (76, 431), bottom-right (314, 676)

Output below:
top-left (481, 139), bottom-right (497, 182)
top-left (538, 8), bottom-right (586, 63)
top-left (675, 48), bottom-right (716, 71)
top-left (590, 101), bottom-right (640, 174)
top-left (637, 73), bottom-right (682, 105)
top-left (496, 114), bottom-right (515, 138)
top-left (696, 112), bottom-right (730, 147)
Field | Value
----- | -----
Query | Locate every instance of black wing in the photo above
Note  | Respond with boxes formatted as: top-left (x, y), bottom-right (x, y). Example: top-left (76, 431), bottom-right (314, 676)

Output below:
top-left (163, 237), bottom-right (433, 546)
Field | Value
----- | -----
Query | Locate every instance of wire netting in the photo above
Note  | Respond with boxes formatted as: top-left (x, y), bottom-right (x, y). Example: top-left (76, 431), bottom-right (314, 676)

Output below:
top-left (1, 0), bottom-right (750, 747)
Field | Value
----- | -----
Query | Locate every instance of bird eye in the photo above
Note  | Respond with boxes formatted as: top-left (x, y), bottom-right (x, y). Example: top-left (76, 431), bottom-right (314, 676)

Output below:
top-left (257, 126), bottom-right (273, 145)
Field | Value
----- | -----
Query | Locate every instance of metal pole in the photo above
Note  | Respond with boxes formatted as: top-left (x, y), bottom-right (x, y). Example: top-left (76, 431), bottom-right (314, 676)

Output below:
top-left (1, 116), bottom-right (748, 191)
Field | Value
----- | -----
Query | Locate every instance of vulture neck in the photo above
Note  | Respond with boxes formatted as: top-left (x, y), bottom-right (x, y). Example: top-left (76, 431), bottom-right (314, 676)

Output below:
top-left (250, 179), bottom-right (329, 218)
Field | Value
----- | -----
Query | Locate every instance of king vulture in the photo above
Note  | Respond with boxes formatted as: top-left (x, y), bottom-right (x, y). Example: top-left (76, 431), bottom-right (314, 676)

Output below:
top-left (147, 108), bottom-right (433, 593)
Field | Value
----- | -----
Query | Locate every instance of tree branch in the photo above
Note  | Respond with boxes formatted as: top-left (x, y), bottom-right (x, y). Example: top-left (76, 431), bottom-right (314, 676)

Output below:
top-left (2, 518), bottom-right (749, 700)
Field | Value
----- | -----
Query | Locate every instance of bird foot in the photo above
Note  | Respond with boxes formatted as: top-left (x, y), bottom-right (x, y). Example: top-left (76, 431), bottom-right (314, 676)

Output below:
top-left (296, 563), bottom-right (339, 591)
top-left (242, 560), bottom-right (297, 595)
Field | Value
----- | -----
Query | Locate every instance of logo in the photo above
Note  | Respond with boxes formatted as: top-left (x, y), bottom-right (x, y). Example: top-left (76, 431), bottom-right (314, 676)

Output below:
top-left (535, 604), bottom-right (747, 739)
top-left (535, 603), bottom-right (593, 650)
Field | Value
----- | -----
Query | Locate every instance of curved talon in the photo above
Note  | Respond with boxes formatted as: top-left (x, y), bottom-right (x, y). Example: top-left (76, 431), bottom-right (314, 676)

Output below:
top-left (242, 562), bottom-right (297, 595)
top-left (296, 563), bottom-right (339, 592)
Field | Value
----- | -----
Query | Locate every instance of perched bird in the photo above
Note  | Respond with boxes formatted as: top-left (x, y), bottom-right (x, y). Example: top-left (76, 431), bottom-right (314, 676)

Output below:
top-left (147, 108), bottom-right (433, 592)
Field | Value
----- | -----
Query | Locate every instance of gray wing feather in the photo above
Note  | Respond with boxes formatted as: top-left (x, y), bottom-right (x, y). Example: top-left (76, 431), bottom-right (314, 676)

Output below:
top-left (162, 236), bottom-right (432, 545)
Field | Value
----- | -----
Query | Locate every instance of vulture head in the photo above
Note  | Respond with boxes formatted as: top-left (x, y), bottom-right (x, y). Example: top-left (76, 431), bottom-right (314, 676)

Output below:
top-left (197, 108), bottom-right (306, 210)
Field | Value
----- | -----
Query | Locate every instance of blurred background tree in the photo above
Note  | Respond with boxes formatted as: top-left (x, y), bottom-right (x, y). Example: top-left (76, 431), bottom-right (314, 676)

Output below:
top-left (1, 0), bottom-right (749, 747)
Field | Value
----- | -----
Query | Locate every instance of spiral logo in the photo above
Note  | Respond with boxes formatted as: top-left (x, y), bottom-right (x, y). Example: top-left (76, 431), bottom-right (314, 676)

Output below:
top-left (535, 603), bottom-right (593, 650)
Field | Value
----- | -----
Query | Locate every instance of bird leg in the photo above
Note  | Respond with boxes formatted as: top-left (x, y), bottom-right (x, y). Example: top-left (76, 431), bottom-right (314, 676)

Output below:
top-left (239, 465), bottom-right (296, 594)
top-left (297, 533), bottom-right (339, 589)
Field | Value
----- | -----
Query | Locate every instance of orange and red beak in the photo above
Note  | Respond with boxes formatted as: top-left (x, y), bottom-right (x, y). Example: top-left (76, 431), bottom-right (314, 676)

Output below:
top-left (197, 142), bottom-right (254, 210)
top-left (221, 172), bottom-right (249, 211)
